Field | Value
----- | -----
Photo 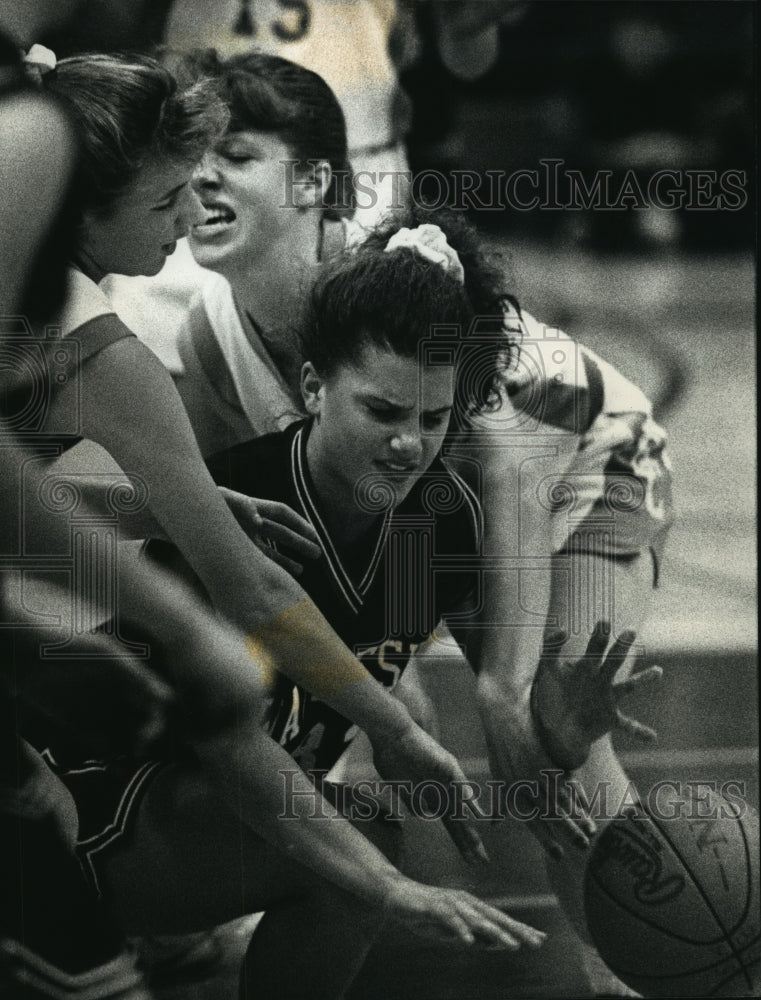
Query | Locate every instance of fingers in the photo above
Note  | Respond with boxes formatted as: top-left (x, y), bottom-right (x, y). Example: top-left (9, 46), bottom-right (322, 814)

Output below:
top-left (535, 810), bottom-right (592, 857)
top-left (599, 628), bottom-right (637, 685)
top-left (256, 540), bottom-right (305, 577)
top-left (513, 779), bottom-right (595, 860)
top-left (218, 486), bottom-right (263, 530)
top-left (613, 663), bottom-right (663, 697)
top-left (442, 814), bottom-right (490, 865)
top-left (615, 708), bottom-right (658, 743)
top-left (559, 813), bottom-right (594, 851)
top-left (257, 517), bottom-right (322, 561)
top-left (540, 628), bottom-right (567, 657)
top-left (434, 759), bottom-right (491, 864)
top-left (219, 490), bottom-right (322, 559)
top-left (437, 910), bottom-right (477, 946)
top-left (456, 895), bottom-right (546, 950)
top-left (525, 816), bottom-right (566, 860)
top-left (253, 498), bottom-right (321, 549)
top-left (585, 619), bottom-right (612, 661)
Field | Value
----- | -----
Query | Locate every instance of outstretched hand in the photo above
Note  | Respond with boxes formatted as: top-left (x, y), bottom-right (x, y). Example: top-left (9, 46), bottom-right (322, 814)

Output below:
top-left (219, 488), bottom-right (322, 576)
top-left (531, 621), bottom-right (662, 773)
top-left (385, 879), bottom-right (546, 950)
top-left (370, 721), bottom-right (490, 866)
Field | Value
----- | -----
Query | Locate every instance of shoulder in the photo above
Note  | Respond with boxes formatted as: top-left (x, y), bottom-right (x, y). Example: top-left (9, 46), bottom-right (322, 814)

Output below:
top-left (1, 89), bottom-right (76, 167)
top-left (51, 271), bottom-right (139, 367)
top-left (101, 241), bottom-right (216, 370)
top-left (509, 310), bottom-right (652, 432)
top-left (69, 314), bottom-right (138, 364)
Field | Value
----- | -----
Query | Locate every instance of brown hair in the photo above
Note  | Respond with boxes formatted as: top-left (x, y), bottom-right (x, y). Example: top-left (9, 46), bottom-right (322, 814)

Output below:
top-left (46, 52), bottom-right (228, 214)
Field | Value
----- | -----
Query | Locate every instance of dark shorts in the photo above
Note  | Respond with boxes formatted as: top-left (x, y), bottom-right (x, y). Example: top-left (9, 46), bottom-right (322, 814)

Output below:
top-left (40, 749), bottom-right (168, 899)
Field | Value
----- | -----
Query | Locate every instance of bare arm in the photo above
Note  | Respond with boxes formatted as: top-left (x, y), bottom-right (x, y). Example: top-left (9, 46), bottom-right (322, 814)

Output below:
top-left (447, 432), bottom-right (559, 716)
top-left (47, 339), bottom-right (384, 707)
top-left (447, 430), bottom-right (591, 857)
top-left (110, 557), bottom-right (543, 950)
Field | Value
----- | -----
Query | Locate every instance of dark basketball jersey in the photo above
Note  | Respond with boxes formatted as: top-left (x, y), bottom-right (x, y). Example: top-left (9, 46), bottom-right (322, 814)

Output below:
top-left (207, 419), bottom-right (481, 772)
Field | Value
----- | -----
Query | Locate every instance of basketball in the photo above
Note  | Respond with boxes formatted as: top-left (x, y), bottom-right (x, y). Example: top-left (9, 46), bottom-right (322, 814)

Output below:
top-left (584, 786), bottom-right (760, 997)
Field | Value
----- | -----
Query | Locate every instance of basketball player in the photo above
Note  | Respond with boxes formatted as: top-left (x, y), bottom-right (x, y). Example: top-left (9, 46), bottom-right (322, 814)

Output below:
top-left (35, 45), bottom-right (502, 863)
top-left (1, 10), bottom-right (159, 993)
top-left (11, 47), bottom-right (549, 999)
top-left (194, 225), bottom-right (661, 800)
top-left (158, 0), bottom-right (410, 227)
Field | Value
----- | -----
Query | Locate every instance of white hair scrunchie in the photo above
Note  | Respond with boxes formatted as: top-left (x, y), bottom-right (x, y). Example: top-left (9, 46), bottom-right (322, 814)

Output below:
top-left (23, 44), bottom-right (57, 82)
top-left (384, 224), bottom-right (465, 285)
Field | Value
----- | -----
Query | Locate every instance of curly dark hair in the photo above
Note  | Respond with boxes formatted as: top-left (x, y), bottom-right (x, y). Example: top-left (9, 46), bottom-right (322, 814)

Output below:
top-left (361, 206), bottom-right (517, 313)
top-left (305, 240), bottom-right (471, 369)
top-left (325, 206), bottom-right (523, 419)
top-left (303, 206), bottom-right (523, 420)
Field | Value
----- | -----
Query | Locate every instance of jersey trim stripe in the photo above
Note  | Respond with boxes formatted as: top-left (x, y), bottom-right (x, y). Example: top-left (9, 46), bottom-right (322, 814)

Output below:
top-left (447, 465), bottom-right (483, 549)
top-left (291, 425), bottom-right (391, 614)
top-left (78, 760), bottom-right (165, 898)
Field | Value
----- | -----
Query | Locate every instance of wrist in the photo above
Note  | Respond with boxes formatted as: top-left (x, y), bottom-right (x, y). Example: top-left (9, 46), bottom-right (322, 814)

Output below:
top-left (366, 699), bottom-right (416, 742)
top-left (476, 673), bottom-right (530, 720)
top-left (378, 872), bottom-right (416, 916)
top-left (529, 674), bottom-right (587, 772)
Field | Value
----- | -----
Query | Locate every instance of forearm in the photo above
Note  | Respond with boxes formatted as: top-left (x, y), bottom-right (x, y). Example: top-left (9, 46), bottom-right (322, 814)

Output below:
top-left (447, 435), bottom-right (560, 703)
top-left (244, 598), bottom-right (416, 740)
top-left (470, 481), bottom-right (555, 703)
top-left (116, 556), bottom-right (413, 742)
top-left (475, 560), bottom-right (552, 703)
top-left (194, 721), bottom-right (404, 905)
top-left (117, 530), bottom-right (414, 745)
top-left (47, 453), bottom-right (169, 541)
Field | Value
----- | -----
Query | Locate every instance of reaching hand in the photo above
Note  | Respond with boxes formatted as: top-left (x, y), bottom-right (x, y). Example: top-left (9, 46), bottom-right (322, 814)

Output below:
top-left (531, 621), bottom-right (662, 773)
top-left (219, 488), bottom-right (322, 576)
top-left (370, 721), bottom-right (490, 866)
top-left (384, 878), bottom-right (547, 950)
top-left (477, 679), bottom-right (596, 860)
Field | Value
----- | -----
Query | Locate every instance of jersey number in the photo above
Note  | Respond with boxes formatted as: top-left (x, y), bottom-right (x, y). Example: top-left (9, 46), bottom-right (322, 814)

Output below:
top-left (234, 0), bottom-right (311, 42)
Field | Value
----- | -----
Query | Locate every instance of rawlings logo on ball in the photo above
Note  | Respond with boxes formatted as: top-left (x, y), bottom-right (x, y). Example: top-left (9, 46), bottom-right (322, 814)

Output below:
top-left (602, 825), bottom-right (686, 905)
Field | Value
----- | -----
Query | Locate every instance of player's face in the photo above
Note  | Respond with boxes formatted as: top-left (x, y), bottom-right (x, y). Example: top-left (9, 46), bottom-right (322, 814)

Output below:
top-left (189, 130), bottom-right (297, 272)
top-left (80, 159), bottom-right (204, 278)
top-left (303, 342), bottom-right (455, 508)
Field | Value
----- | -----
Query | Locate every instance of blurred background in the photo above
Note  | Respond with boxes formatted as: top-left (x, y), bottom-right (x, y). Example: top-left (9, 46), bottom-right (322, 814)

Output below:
top-left (403, 0), bottom-right (754, 251)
